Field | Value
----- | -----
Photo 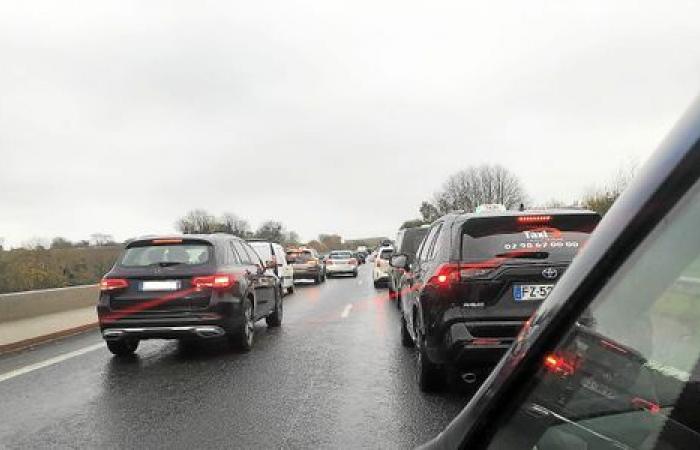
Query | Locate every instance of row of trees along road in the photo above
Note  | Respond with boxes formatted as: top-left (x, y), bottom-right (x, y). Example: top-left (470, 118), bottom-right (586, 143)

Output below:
top-left (400, 163), bottom-right (636, 229)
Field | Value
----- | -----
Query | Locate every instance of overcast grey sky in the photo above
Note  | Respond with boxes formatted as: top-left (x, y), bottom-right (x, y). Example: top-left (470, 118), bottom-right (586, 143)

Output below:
top-left (1, 0), bottom-right (699, 248)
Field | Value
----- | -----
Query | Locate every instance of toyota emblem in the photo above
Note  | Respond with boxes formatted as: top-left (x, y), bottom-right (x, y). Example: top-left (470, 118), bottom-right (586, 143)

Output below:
top-left (542, 268), bottom-right (558, 279)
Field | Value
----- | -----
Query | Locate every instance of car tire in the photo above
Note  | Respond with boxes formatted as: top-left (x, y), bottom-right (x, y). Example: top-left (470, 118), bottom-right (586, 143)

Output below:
top-left (286, 284), bottom-right (294, 295)
top-left (417, 337), bottom-right (443, 392)
top-left (313, 274), bottom-right (321, 285)
top-left (266, 290), bottom-right (283, 327)
top-left (400, 316), bottom-right (413, 348)
top-left (106, 339), bottom-right (139, 356)
top-left (230, 298), bottom-right (254, 351)
top-left (352, 270), bottom-right (358, 277)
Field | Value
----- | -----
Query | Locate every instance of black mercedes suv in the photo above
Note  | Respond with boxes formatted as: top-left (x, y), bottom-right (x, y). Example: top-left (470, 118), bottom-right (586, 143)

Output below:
top-left (392, 209), bottom-right (600, 391)
top-left (97, 234), bottom-right (282, 356)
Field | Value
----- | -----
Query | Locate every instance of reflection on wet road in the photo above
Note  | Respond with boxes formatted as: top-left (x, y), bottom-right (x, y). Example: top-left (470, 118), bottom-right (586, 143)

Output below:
top-left (0, 265), bottom-right (469, 449)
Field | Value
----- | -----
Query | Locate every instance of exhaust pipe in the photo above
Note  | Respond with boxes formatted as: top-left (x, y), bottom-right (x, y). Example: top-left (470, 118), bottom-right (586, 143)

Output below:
top-left (462, 372), bottom-right (478, 384)
top-left (194, 326), bottom-right (226, 338)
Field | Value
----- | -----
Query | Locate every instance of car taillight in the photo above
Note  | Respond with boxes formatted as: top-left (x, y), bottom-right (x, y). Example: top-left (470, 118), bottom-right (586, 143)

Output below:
top-left (427, 264), bottom-right (460, 286)
top-left (543, 352), bottom-right (576, 376)
top-left (428, 261), bottom-right (501, 286)
top-left (349, 258), bottom-right (357, 265)
top-left (459, 261), bottom-right (501, 279)
top-left (517, 215), bottom-right (551, 224)
top-left (100, 278), bottom-right (129, 291)
top-left (192, 274), bottom-right (235, 290)
top-left (308, 259), bottom-right (318, 266)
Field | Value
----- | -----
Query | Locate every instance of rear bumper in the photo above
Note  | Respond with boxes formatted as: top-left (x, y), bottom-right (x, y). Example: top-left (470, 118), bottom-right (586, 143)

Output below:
top-left (292, 267), bottom-right (321, 279)
top-left (102, 325), bottom-right (225, 340)
top-left (97, 302), bottom-right (244, 341)
top-left (327, 264), bottom-right (356, 274)
top-left (373, 267), bottom-right (390, 280)
top-left (428, 320), bottom-right (525, 367)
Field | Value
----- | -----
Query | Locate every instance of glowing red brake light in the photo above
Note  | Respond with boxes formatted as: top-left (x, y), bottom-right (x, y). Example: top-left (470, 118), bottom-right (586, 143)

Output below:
top-left (151, 238), bottom-right (183, 244)
top-left (192, 274), bottom-right (235, 290)
top-left (517, 215), bottom-right (551, 224)
top-left (543, 352), bottom-right (576, 376)
top-left (428, 264), bottom-right (460, 286)
top-left (100, 278), bottom-right (129, 291)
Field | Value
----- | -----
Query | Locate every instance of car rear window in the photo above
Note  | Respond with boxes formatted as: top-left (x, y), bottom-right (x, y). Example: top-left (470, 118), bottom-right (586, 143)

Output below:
top-left (399, 228), bottom-right (429, 257)
top-left (379, 249), bottom-right (394, 260)
top-left (330, 252), bottom-right (352, 259)
top-left (286, 250), bottom-right (313, 263)
top-left (461, 214), bottom-right (600, 262)
top-left (119, 241), bottom-right (212, 267)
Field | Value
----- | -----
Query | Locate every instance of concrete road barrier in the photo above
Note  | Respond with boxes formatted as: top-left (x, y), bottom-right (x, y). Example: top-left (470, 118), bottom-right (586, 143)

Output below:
top-left (0, 285), bottom-right (99, 323)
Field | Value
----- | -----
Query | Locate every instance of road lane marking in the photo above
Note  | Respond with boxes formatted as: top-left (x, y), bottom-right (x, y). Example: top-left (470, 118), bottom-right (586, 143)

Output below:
top-left (0, 342), bottom-right (104, 383)
top-left (341, 304), bottom-right (353, 318)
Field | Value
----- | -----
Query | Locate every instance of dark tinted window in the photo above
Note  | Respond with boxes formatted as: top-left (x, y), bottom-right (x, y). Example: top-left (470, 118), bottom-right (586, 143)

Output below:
top-left (379, 249), bottom-right (394, 260)
top-left (330, 251), bottom-right (353, 259)
top-left (398, 227), bottom-right (429, 257)
top-left (119, 242), bottom-right (212, 267)
top-left (461, 214), bottom-right (600, 262)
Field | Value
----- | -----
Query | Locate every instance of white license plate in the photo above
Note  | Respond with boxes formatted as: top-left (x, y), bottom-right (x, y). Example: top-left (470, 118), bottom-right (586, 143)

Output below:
top-left (513, 284), bottom-right (553, 301)
top-left (141, 280), bottom-right (180, 291)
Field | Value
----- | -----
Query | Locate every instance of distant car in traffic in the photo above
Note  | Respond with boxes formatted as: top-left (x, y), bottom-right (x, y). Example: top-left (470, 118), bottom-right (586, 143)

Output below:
top-left (372, 246), bottom-right (394, 288)
top-left (97, 234), bottom-right (282, 356)
top-left (249, 240), bottom-right (295, 295)
top-left (422, 98), bottom-right (700, 450)
top-left (353, 251), bottom-right (366, 264)
top-left (286, 247), bottom-right (326, 284)
top-left (393, 207), bottom-right (600, 391)
top-left (389, 225), bottom-right (430, 308)
top-left (326, 250), bottom-right (359, 277)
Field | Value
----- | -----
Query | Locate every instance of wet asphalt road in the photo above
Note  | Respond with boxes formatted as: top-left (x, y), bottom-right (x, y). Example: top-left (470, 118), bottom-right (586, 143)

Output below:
top-left (0, 265), bottom-right (470, 449)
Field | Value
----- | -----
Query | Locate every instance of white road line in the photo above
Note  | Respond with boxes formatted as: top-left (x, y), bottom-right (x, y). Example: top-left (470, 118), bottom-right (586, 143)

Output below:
top-left (0, 342), bottom-right (104, 384)
top-left (341, 304), bottom-right (353, 318)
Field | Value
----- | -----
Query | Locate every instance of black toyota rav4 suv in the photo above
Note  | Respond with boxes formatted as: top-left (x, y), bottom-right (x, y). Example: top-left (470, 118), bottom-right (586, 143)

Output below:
top-left (393, 209), bottom-right (600, 391)
top-left (97, 234), bottom-right (282, 356)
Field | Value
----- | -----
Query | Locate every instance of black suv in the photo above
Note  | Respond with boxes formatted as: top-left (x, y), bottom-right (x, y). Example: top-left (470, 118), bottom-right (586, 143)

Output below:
top-left (392, 209), bottom-right (600, 391)
top-left (97, 234), bottom-right (282, 356)
top-left (388, 225), bottom-right (430, 308)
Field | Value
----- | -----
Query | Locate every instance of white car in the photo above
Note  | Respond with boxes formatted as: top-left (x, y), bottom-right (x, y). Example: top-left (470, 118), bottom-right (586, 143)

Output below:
top-left (249, 241), bottom-right (295, 295)
top-left (325, 250), bottom-right (358, 277)
top-left (372, 246), bottom-right (394, 288)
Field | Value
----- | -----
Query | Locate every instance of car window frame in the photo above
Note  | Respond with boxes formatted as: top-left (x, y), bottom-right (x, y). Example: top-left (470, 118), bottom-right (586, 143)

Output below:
top-left (449, 136), bottom-right (700, 448)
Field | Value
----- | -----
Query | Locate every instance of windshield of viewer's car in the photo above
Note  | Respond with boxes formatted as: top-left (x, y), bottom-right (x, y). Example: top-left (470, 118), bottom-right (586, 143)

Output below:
top-left (2, 2), bottom-right (698, 449)
top-left (462, 214), bottom-right (600, 262)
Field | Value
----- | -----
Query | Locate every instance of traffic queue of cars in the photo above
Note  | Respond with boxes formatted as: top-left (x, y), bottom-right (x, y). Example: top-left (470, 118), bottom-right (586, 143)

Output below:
top-left (95, 99), bottom-right (700, 449)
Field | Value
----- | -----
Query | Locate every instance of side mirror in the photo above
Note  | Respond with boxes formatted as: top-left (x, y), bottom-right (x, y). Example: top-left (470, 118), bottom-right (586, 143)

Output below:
top-left (390, 254), bottom-right (408, 270)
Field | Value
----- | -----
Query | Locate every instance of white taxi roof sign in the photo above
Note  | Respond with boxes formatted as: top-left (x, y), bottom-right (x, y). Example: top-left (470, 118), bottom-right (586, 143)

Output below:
top-left (475, 204), bottom-right (507, 214)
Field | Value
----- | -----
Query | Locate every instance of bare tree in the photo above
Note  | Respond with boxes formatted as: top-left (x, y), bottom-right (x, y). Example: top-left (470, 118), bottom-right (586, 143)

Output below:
top-left (219, 213), bottom-right (251, 238)
top-left (427, 164), bottom-right (526, 215)
top-left (175, 209), bottom-right (218, 234)
top-left (90, 233), bottom-right (114, 246)
top-left (255, 221), bottom-right (287, 242)
top-left (583, 160), bottom-right (638, 215)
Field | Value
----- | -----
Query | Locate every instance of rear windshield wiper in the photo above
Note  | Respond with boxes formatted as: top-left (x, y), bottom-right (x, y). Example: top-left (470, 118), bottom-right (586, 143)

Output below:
top-left (494, 251), bottom-right (550, 260)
